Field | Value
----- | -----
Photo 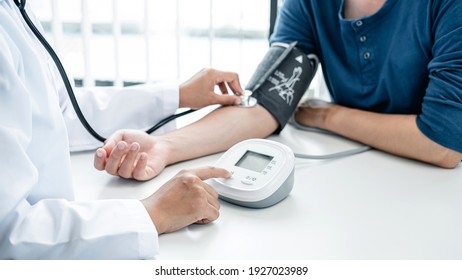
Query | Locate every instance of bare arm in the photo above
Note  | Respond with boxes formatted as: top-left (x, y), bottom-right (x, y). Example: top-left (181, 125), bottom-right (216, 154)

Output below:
top-left (295, 101), bottom-right (462, 168)
top-left (159, 105), bottom-right (278, 165)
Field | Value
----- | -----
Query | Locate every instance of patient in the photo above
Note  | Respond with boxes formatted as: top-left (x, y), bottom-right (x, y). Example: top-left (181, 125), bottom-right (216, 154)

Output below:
top-left (95, 0), bottom-right (462, 180)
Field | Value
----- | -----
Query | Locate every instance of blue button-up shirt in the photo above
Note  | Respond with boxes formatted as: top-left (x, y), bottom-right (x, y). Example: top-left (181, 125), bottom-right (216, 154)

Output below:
top-left (271, 0), bottom-right (462, 152)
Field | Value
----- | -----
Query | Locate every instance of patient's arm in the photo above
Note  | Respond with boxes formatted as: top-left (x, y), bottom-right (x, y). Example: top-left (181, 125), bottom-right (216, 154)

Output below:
top-left (295, 101), bottom-right (462, 168)
top-left (94, 105), bottom-right (278, 180)
top-left (160, 105), bottom-right (278, 164)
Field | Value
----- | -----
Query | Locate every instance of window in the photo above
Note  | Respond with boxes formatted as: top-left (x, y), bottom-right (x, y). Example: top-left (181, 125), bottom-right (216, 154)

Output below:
top-left (31, 0), bottom-right (272, 87)
top-left (31, 0), bottom-right (328, 99)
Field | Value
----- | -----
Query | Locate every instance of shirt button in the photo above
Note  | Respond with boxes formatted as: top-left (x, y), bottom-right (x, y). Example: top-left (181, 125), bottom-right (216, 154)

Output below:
top-left (355, 20), bottom-right (363, 27)
top-left (359, 35), bottom-right (367, 42)
top-left (363, 52), bottom-right (371, 60)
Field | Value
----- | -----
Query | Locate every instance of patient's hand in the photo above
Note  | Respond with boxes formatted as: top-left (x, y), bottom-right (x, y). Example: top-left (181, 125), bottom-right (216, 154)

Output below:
top-left (93, 130), bottom-right (167, 181)
top-left (294, 99), bottom-right (335, 130)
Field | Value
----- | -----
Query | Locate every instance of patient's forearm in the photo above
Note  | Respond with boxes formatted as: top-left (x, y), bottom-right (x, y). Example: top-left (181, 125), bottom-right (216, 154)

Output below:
top-left (158, 105), bottom-right (278, 165)
top-left (327, 106), bottom-right (462, 168)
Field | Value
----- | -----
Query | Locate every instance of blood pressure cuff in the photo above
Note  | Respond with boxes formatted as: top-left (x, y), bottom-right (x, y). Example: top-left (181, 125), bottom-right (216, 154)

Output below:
top-left (246, 42), bottom-right (318, 133)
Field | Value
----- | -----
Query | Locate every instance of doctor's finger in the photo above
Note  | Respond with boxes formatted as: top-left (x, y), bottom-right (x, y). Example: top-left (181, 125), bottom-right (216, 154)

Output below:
top-left (213, 94), bottom-right (241, 106)
top-left (195, 213), bottom-right (220, 225)
top-left (217, 71), bottom-right (244, 95)
top-left (217, 82), bottom-right (229, 95)
top-left (195, 180), bottom-right (219, 201)
top-left (196, 198), bottom-right (220, 224)
top-left (204, 184), bottom-right (220, 210)
top-left (117, 143), bottom-right (140, 178)
top-left (104, 141), bottom-right (129, 175)
top-left (192, 166), bottom-right (232, 181)
top-left (189, 187), bottom-right (220, 225)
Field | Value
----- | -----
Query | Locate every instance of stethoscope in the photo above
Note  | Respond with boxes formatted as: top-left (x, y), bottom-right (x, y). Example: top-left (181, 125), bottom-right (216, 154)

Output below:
top-left (13, 0), bottom-right (195, 142)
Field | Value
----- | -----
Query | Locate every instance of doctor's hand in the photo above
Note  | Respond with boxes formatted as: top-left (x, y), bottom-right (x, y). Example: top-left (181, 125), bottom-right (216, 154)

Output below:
top-left (94, 130), bottom-right (168, 181)
top-left (141, 166), bottom-right (230, 234)
top-left (179, 68), bottom-right (244, 109)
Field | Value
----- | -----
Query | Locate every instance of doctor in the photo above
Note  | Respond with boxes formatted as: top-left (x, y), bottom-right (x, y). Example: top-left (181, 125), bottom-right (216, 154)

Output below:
top-left (0, 0), bottom-right (243, 259)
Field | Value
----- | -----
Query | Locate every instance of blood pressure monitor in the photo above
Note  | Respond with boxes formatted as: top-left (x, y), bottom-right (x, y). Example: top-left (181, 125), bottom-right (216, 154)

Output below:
top-left (209, 139), bottom-right (295, 208)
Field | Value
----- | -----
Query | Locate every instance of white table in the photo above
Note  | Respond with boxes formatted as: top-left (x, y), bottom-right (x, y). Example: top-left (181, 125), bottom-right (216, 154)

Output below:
top-left (70, 124), bottom-right (462, 260)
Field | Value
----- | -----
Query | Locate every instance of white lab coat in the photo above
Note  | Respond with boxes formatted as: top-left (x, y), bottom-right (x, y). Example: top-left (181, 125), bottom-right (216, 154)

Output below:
top-left (0, 0), bottom-right (179, 259)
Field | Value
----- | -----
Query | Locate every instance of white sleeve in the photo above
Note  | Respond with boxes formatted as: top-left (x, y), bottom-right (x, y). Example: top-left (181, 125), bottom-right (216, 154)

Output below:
top-left (0, 199), bottom-right (159, 260)
top-left (61, 83), bottom-right (180, 151)
top-left (0, 13), bottom-right (159, 259)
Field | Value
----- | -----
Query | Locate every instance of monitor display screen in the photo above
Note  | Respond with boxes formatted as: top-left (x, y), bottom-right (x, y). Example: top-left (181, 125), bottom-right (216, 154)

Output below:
top-left (235, 151), bottom-right (273, 173)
